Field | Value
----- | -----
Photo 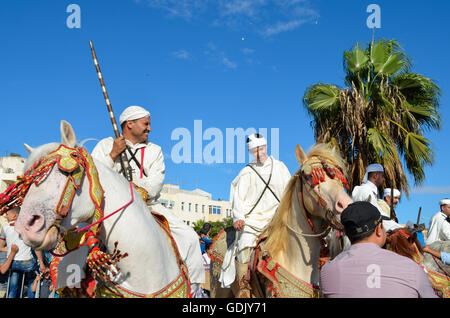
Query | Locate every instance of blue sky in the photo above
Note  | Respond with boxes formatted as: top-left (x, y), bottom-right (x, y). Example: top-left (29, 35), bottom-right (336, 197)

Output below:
top-left (0, 0), bottom-right (449, 226)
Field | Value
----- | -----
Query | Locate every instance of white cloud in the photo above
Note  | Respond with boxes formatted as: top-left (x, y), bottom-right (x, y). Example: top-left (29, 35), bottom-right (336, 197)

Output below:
top-left (410, 186), bottom-right (450, 194)
top-left (172, 49), bottom-right (190, 60)
top-left (137, 0), bottom-right (319, 36)
top-left (241, 48), bottom-right (255, 55)
top-left (218, 0), bottom-right (266, 17)
top-left (222, 57), bottom-right (237, 69)
top-left (262, 19), bottom-right (308, 36)
top-left (203, 42), bottom-right (238, 70)
top-left (142, 0), bottom-right (207, 20)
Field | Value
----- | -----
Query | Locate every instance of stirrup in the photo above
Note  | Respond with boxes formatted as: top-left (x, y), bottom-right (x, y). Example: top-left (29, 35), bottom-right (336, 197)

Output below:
top-left (236, 276), bottom-right (252, 298)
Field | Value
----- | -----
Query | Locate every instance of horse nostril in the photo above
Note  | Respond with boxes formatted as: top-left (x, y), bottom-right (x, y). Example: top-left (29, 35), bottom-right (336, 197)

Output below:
top-left (335, 199), bottom-right (348, 213)
top-left (28, 215), bottom-right (42, 228)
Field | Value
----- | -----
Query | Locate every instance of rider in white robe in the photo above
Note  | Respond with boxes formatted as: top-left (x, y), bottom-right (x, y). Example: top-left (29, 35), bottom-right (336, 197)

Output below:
top-left (91, 105), bottom-right (205, 289)
top-left (219, 134), bottom-right (291, 294)
top-left (351, 164), bottom-right (402, 232)
top-left (426, 199), bottom-right (450, 245)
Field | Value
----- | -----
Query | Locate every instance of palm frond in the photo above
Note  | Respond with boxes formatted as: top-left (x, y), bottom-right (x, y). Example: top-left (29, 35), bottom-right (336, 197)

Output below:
top-left (303, 83), bottom-right (340, 113)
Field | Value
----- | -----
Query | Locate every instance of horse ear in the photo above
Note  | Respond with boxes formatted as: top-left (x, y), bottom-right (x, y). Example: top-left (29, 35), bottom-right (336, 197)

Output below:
top-left (295, 144), bottom-right (308, 164)
top-left (60, 120), bottom-right (77, 147)
top-left (24, 143), bottom-right (34, 155)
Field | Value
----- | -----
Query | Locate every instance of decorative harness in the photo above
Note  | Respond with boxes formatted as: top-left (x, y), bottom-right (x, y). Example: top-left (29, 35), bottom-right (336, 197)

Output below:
top-left (251, 155), bottom-right (350, 298)
top-left (0, 144), bottom-right (190, 298)
top-left (387, 229), bottom-right (449, 298)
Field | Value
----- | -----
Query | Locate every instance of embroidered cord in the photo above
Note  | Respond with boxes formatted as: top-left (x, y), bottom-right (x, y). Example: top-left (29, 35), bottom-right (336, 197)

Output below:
top-left (76, 181), bottom-right (134, 233)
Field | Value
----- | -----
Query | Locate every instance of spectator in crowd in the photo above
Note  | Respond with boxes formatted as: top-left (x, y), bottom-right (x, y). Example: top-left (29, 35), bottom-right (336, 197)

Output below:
top-left (32, 269), bottom-right (54, 298)
top-left (0, 207), bottom-right (47, 298)
top-left (378, 188), bottom-right (401, 222)
top-left (426, 198), bottom-right (450, 245)
top-left (351, 164), bottom-right (402, 231)
top-left (201, 242), bottom-right (212, 297)
top-left (199, 223), bottom-right (212, 255)
top-left (320, 201), bottom-right (437, 298)
top-left (0, 244), bottom-right (18, 274)
top-left (423, 245), bottom-right (450, 265)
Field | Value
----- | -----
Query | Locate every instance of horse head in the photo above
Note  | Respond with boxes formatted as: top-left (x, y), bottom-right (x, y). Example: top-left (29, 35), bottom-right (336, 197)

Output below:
top-left (293, 143), bottom-right (353, 231)
top-left (14, 121), bottom-right (97, 251)
top-left (264, 143), bottom-right (353, 260)
top-left (385, 228), bottom-right (424, 260)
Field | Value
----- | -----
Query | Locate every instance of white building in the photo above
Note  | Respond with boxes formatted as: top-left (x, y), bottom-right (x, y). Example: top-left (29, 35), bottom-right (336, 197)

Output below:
top-left (159, 184), bottom-right (232, 227)
top-left (0, 154), bottom-right (25, 193)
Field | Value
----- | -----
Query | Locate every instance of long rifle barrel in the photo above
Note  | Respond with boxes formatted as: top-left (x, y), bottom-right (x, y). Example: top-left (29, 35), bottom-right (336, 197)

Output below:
top-left (417, 207), bottom-right (422, 225)
top-left (89, 40), bottom-right (133, 181)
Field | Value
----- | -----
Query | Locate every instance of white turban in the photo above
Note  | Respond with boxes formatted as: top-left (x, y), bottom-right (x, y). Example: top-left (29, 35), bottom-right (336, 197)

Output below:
top-left (119, 105), bottom-right (151, 125)
top-left (362, 163), bottom-right (384, 183)
top-left (439, 198), bottom-right (450, 206)
top-left (384, 188), bottom-right (401, 198)
top-left (247, 133), bottom-right (267, 150)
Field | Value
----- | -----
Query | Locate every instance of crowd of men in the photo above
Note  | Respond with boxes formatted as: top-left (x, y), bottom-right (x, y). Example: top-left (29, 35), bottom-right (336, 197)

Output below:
top-left (0, 105), bottom-right (449, 298)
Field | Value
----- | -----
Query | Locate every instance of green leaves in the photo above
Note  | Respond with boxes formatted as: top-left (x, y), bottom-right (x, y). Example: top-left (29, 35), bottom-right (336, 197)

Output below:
top-left (367, 128), bottom-right (393, 159)
top-left (303, 84), bottom-right (340, 112)
top-left (404, 133), bottom-right (434, 184)
top-left (374, 53), bottom-right (405, 75)
top-left (371, 40), bottom-right (408, 75)
top-left (344, 45), bottom-right (369, 72)
top-left (303, 38), bottom-right (441, 195)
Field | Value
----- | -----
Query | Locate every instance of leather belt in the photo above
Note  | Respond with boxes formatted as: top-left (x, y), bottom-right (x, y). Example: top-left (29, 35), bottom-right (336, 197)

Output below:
top-left (15, 259), bottom-right (32, 263)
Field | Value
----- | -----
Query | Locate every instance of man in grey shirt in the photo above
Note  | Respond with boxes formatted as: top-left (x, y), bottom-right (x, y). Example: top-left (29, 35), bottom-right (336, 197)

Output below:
top-left (320, 201), bottom-right (437, 298)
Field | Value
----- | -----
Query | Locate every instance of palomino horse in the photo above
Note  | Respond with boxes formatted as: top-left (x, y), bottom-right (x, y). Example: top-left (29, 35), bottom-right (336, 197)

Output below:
top-left (385, 228), bottom-right (450, 297)
top-left (11, 121), bottom-right (190, 297)
top-left (209, 143), bottom-right (353, 297)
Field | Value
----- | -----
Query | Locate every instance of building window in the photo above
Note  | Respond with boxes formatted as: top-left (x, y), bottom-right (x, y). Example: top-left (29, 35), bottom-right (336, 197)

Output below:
top-left (208, 206), bottom-right (222, 215)
top-left (181, 202), bottom-right (184, 211)
top-left (195, 204), bottom-right (198, 212)
top-left (202, 205), bottom-right (205, 213)
top-left (169, 201), bottom-right (175, 209)
top-left (189, 203), bottom-right (192, 212)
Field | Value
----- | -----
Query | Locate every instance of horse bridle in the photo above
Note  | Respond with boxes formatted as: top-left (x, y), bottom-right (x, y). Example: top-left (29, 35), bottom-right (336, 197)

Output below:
top-left (289, 156), bottom-right (349, 239)
top-left (0, 145), bottom-right (105, 254)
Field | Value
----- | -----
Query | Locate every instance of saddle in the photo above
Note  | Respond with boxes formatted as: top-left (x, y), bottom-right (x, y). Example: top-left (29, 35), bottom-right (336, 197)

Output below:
top-left (209, 229), bottom-right (321, 298)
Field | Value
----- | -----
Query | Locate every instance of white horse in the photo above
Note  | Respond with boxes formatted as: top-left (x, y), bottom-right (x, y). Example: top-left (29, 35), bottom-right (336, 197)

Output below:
top-left (210, 143), bottom-right (353, 297)
top-left (14, 121), bottom-right (188, 297)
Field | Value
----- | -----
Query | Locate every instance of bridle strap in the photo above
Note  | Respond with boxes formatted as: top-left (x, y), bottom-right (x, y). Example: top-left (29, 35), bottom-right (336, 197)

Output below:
top-left (297, 175), bottom-right (331, 242)
top-left (286, 155), bottom-right (348, 242)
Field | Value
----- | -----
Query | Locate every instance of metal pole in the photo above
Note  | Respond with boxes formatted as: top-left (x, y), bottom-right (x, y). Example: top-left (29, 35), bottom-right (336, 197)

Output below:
top-left (19, 272), bottom-right (25, 298)
top-left (35, 276), bottom-right (40, 298)
top-left (5, 269), bottom-right (11, 298)
top-left (89, 40), bottom-right (133, 182)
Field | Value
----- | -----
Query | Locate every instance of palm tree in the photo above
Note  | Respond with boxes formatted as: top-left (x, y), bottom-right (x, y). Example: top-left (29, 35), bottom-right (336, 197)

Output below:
top-left (303, 39), bottom-right (441, 196)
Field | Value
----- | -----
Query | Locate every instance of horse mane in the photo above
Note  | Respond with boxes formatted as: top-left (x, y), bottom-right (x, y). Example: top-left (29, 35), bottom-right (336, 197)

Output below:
top-left (263, 143), bottom-right (347, 256)
top-left (23, 140), bottom-right (83, 173)
top-left (23, 143), bottom-right (60, 172)
top-left (385, 228), bottom-right (424, 260)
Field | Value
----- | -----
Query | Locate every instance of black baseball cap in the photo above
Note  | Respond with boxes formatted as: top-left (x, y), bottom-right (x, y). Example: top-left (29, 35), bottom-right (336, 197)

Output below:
top-left (341, 201), bottom-right (390, 237)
